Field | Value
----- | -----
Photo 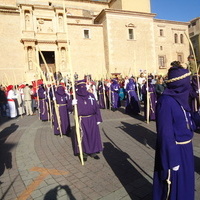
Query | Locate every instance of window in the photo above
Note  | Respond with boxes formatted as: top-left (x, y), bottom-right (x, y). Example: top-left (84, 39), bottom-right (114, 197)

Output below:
top-left (158, 56), bottom-right (166, 68)
top-left (177, 53), bottom-right (183, 63)
top-left (160, 46), bottom-right (163, 50)
top-left (83, 29), bottom-right (90, 39)
top-left (192, 22), bottom-right (196, 26)
top-left (174, 33), bottom-right (178, 43)
top-left (159, 29), bottom-right (164, 36)
top-left (180, 34), bottom-right (184, 44)
top-left (128, 28), bottom-right (134, 40)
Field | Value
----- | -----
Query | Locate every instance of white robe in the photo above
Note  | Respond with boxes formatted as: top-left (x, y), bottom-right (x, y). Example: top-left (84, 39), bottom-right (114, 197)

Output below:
top-left (16, 89), bottom-right (25, 115)
top-left (7, 90), bottom-right (18, 118)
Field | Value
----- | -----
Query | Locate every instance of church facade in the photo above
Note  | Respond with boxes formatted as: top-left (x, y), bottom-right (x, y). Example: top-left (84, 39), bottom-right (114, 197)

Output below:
top-left (0, 0), bottom-right (190, 84)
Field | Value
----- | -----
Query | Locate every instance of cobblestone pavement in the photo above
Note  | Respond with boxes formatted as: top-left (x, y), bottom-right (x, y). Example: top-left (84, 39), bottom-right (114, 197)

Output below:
top-left (0, 105), bottom-right (200, 200)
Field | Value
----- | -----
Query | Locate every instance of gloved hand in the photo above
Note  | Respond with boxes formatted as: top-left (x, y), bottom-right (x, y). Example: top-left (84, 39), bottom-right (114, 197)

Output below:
top-left (172, 165), bottom-right (180, 171)
top-left (97, 122), bottom-right (101, 125)
top-left (53, 97), bottom-right (56, 101)
top-left (72, 99), bottom-right (78, 105)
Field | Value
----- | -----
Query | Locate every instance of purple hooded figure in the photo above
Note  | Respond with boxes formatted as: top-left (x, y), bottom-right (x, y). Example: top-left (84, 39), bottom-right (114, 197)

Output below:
top-left (189, 75), bottom-right (200, 112)
top-left (37, 84), bottom-right (48, 121)
top-left (97, 81), bottom-right (107, 109)
top-left (110, 79), bottom-right (121, 110)
top-left (142, 77), bottom-right (157, 121)
top-left (74, 79), bottom-right (103, 161)
top-left (153, 61), bottom-right (195, 200)
top-left (125, 77), bottom-right (140, 115)
top-left (53, 85), bottom-right (72, 136)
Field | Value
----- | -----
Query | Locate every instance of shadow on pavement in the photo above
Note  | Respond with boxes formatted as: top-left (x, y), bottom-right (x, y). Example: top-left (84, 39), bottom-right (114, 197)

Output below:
top-left (118, 121), bottom-right (156, 150)
top-left (194, 155), bottom-right (200, 175)
top-left (43, 185), bottom-right (76, 200)
top-left (116, 100), bottom-right (146, 123)
top-left (0, 123), bottom-right (18, 178)
top-left (0, 116), bottom-right (11, 126)
top-left (103, 140), bottom-right (152, 199)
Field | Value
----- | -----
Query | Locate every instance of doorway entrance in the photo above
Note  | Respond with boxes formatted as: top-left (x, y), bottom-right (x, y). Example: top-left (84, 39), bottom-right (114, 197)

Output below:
top-left (39, 51), bottom-right (55, 74)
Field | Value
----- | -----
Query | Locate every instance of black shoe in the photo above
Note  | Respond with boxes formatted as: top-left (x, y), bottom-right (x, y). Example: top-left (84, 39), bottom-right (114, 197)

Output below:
top-left (83, 153), bottom-right (88, 162)
top-left (83, 157), bottom-right (87, 162)
top-left (90, 153), bottom-right (100, 160)
top-left (93, 155), bottom-right (100, 160)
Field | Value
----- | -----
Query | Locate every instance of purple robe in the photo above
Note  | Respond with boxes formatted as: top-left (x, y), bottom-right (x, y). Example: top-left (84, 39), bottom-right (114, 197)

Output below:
top-left (53, 86), bottom-right (72, 136)
top-left (125, 79), bottom-right (140, 115)
top-left (110, 80), bottom-right (121, 109)
top-left (153, 95), bottom-right (195, 200)
top-left (38, 86), bottom-right (48, 121)
top-left (189, 75), bottom-right (200, 112)
top-left (75, 92), bottom-right (103, 155)
top-left (97, 82), bottom-right (106, 109)
top-left (142, 82), bottom-right (157, 120)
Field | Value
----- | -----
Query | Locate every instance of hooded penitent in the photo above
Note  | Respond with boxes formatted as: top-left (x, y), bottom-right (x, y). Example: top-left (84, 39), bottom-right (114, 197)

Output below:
top-left (164, 63), bottom-right (191, 111)
top-left (76, 79), bottom-right (89, 97)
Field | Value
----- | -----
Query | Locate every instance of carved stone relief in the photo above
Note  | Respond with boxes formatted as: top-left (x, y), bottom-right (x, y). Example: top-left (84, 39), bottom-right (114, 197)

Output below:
top-left (37, 18), bottom-right (53, 33)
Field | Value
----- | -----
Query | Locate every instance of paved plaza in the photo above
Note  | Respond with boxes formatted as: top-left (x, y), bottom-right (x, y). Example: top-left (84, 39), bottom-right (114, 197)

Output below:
top-left (0, 105), bottom-right (200, 200)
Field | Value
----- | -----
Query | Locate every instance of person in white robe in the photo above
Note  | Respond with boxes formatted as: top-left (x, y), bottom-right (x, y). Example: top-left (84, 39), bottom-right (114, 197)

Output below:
top-left (7, 85), bottom-right (18, 118)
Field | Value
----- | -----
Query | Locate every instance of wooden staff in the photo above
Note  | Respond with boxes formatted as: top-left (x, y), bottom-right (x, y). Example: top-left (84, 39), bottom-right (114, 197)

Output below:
top-left (37, 49), bottom-right (63, 138)
top-left (38, 52), bottom-right (53, 125)
top-left (35, 73), bottom-right (40, 120)
top-left (62, 1), bottom-right (84, 165)
top-left (144, 40), bottom-right (150, 124)
top-left (101, 77), bottom-right (107, 109)
top-left (36, 53), bottom-right (51, 123)
top-left (133, 50), bottom-right (140, 101)
top-left (184, 32), bottom-right (200, 105)
top-left (109, 80), bottom-right (112, 110)
top-left (33, 62), bottom-right (51, 121)
top-left (51, 82), bottom-right (63, 138)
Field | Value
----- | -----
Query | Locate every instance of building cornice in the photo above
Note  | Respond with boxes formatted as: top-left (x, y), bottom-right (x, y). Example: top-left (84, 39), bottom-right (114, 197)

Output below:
top-left (68, 23), bottom-right (103, 27)
top-left (0, 5), bottom-right (19, 14)
top-left (154, 18), bottom-right (189, 25)
top-left (19, 0), bottom-right (108, 8)
top-left (0, 5), bottom-right (18, 10)
top-left (21, 39), bottom-right (37, 43)
top-left (37, 40), bottom-right (57, 44)
top-left (21, 38), bottom-right (69, 44)
top-left (94, 8), bottom-right (156, 23)
top-left (67, 15), bottom-right (93, 20)
top-left (190, 17), bottom-right (200, 23)
top-left (65, 0), bottom-right (108, 5)
top-left (171, 28), bottom-right (187, 31)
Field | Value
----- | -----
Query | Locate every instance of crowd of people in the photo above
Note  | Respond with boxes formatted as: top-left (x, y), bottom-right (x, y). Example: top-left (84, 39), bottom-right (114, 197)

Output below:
top-left (0, 60), bottom-right (200, 199)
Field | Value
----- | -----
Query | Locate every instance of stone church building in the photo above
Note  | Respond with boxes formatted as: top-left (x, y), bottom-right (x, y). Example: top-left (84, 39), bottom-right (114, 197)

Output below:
top-left (0, 0), bottom-right (190, 84)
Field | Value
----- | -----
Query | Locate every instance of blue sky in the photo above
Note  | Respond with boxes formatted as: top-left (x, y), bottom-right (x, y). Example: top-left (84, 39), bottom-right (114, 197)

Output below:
top-left (151, 0), bottom-right (200, 22)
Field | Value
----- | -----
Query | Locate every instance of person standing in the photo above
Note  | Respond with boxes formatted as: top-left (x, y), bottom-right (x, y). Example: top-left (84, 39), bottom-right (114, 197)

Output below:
top-left (53, 85), bottom-right (72, 136)
top-left (0, 86), bottom-right (7, 117)
top-left (137, 72), bottom-right (146, 101)
top-left (155, 76), bottom-right (166, 99)
top-left (73, 79), bottom-right (103, 161)
top-left (37, 84), bottom-right (48, 121)
top-left (125, 77), bottom-right (140, 115)
top-left (6, 85), bottom-right (18, 118)
top-left (23, 84), bottom-right (33, 116)
top-left (97, 80), bottom-right (106, 109)
top-left (153, 61), bottom-right (195, 200)
top-left (142, 77), bottom-right (157, 121)
top-left (16, 85), bottom-right (25, 116)
top-left (110, 79), bottom-right (121, 110)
